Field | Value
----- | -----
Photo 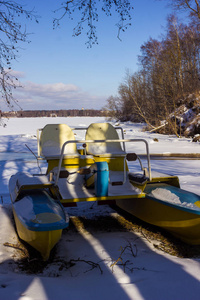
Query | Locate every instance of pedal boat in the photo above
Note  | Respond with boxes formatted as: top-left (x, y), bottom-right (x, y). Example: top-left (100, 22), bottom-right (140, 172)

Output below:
top-left (9, 172), bottom-right (69, 260)
top-left (34, 123), bottom-right (200, 246)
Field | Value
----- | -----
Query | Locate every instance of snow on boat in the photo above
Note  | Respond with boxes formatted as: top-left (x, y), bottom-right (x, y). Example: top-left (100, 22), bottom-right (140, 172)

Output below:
top-left (9, 172), bottom-right (69, 260)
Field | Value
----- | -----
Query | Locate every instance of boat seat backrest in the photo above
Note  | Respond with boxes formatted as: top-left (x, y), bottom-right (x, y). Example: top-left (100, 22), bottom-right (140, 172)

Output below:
top-left (39, 124), bottom-right (78, 157)
top-left (85, 122), bottom-right (125, 156)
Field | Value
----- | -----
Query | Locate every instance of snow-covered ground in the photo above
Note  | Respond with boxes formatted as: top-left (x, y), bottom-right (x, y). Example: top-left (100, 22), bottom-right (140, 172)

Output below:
top-left (0, 117), bottom-right (200, 300)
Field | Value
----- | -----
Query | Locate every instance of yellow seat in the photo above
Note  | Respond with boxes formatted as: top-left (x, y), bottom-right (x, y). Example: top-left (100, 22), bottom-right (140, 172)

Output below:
top-left (85, 122), bottom-right (125, 157)
top-left (85, 123), bottom-right (127, 179)
top-left (38, 124), bottom-right (78, 158)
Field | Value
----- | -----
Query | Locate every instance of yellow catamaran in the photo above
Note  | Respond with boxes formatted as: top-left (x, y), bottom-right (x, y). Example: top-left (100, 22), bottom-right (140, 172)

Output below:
top-left (9, 122), bottom-right (200, 259)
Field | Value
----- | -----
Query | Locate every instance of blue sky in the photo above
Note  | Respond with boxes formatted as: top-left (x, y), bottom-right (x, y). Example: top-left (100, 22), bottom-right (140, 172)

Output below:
top-left (7, 0), bottom-right (175, 111)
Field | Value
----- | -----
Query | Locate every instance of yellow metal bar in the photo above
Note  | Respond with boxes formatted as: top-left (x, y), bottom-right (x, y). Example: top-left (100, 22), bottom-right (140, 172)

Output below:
top-left (60, 193), bottom-right (145, 205)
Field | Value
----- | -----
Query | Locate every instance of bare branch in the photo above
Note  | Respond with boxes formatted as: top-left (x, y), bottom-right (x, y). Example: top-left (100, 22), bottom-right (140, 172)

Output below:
top-left (0, 1), bottom-right (38, 110)
top-left (53, 0), bottom-right (133, 47)
top-left (110, 241), bottom-right (138, 273)
top-left (55, 257), bottom-right (103, 274)
top-left (166, 0), bottom-right (200, 21)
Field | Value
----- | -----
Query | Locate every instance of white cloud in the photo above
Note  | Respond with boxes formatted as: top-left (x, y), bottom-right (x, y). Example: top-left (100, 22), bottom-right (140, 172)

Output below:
top-left (11, 80), bottom-right (106, 110)
top-left (4, 69), bottom-right (26, 78)
top-left (25, 81), bottom-right (78, 93)
top-left (23, 81), bottom-right (79, 98)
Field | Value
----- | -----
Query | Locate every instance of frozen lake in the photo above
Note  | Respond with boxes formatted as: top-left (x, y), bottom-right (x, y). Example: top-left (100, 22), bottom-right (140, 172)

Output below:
top-left (0, 151), bottom-right (34, 161)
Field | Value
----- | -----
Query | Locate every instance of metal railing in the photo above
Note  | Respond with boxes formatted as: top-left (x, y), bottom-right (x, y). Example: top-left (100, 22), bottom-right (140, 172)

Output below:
top-left (54, 138), bottom-right (151, 186)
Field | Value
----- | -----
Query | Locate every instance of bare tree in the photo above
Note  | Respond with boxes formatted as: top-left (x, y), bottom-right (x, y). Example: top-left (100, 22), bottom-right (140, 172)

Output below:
top-left (0, 1), bottom-right (38, 110)
top-left (103, 95), bottom-right (122, 120)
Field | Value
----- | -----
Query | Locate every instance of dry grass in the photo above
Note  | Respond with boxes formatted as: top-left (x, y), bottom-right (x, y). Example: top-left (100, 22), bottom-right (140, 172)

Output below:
top-left (111, 206), bottom-right (200, 258)
top-left (69, 206), bottom-right (200, 258)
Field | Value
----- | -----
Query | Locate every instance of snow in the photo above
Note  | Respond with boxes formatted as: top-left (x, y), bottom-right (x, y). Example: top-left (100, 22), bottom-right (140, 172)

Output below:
top-left (151, 188), bottom-right (181, 204)
top-left (14, 196), bottom-right (35, 223)
top-left (150, 187), bottom-right (200, 211)
top-left (0, 117), bottom-right (200, 300)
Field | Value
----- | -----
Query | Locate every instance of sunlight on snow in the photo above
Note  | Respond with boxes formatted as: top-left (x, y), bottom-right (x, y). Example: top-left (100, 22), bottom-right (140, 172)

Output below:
top-left (71, 217), bottom-right (143, 298)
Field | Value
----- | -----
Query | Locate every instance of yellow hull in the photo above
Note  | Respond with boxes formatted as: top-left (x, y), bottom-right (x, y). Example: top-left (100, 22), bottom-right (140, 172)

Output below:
top-left (13, 209), bottom-right (62, 260)
top-left (116, 196), bottom-right (200, 245)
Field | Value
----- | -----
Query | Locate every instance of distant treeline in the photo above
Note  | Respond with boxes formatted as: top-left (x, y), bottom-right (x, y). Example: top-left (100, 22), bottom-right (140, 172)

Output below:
top-left (1, 109), bottom-right (104, 118)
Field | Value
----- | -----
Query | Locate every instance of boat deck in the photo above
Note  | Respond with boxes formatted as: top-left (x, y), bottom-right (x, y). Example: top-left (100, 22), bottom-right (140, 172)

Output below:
top-left (57, 170), bottom-right (144, 204)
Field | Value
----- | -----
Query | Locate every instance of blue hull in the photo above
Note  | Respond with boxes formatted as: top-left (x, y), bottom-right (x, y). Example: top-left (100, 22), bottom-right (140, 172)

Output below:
top-left (13, 190), bottom-right (69, 232)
